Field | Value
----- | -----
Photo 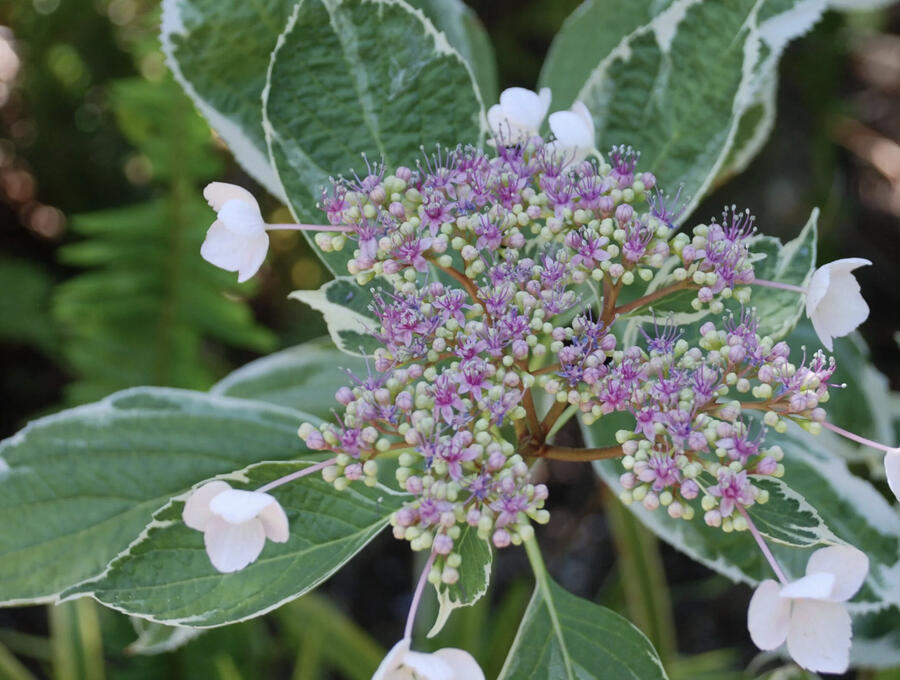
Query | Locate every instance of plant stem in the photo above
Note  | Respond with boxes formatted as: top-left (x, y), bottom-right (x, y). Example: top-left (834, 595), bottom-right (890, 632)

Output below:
top-left (404, 550), bottom-right (437, 640)
top-left (737, 506), bottom-right (788, 584)
top-left (544, 404), bottom-right (578, 441)
top-left (267, 223), bottom-right (353, 232)
top-left (256, 458), bottom-right (337, 493)
top-left (752, 279), bottom-right (806, 294)
top-left (539, 444), bottom-right (623, 461)
top-left (821, 420), bottom-right (894, 453)
top-left (614, 280), bottom-right (693, 316)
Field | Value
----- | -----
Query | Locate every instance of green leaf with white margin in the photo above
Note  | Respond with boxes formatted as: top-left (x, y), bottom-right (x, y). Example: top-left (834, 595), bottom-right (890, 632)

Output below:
top-left (211, 336), bottom-right (366, 417)
top-left (289, 277), bottom-right (380, 357)
top-left (0, 387), bottom-right (311, 606)
top-left (622, 208), bottom-right (817, 345)
top-left (498, 538), bottom-right (668, 679)
top-left (538, 0), bottom-right (678, 111)
top-left (849, 606), bottom-right (900, 669)
top-left (64, 460), bottom-right (406, 627)
top-left (427, 526), bottom-right (492, 638)
top-left (127, 619), bottom-right (203, 655)
top-left (576, 0), bottom-right (775, 223)
top-left (584, 419), bottom-right (900, 613)
top-left (263, 0), bottom-right (486, 275)
top-left (406, 0), bottom-right (497, 104)
top-left (160, 0), bottom-right (294, 197)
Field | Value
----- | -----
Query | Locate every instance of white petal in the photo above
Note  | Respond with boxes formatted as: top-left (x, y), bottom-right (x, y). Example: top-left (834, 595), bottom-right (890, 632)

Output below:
top-left (571, 100), bottom-right (594, 133)
top-left (203, 182), bottom-right (258, 212)
top-left (201, 221), bottom-right (248, 273)
top-left (785, 599), bottom-right (851, 674)
top-left (487, 104), bottom-right (507, 138)
top-left (210, 489), bottom-right (277, 524)
top-left (809, 307), bottom-right (835, 352)
top-left (237, 231), bottom-right (269, 283)
top-left (548, 110), bottom-right (594, 150)
top-left (779, 572), bottom-right (835, 600)
top-left (885, 449), bottom-right (900, 502)
top-left (372, 639), bottom-right (412, 680)
top-left (203, 516), bottom-right (266, 573)
top-left (258, 499), bottom-right (289, 542)
top-left (817, 272), bottom-right (869, 338)
top-left (499, 86), bottom-right (549, 133)
top-left (182, 481), bottom-right (232, 531)
top-left (805, 264), bottom-right (831, 316)
top-left (218, 199), bottom-right (265, 236)
top-left (805, 544), bottom-right (869, 602)
top-left (401, 651), bottom-right (454, 680)
top-left (432, 649), bottom-right (485, 680)
top-left (747, 579), bottom-right (791, 650)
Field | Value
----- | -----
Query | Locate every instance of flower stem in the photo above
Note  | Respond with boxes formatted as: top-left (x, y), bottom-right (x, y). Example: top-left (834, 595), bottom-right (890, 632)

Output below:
top-left (614, 279), bottom-right (693, 316)
top-left (404, 550), bottom-right (437, 640)
top-left (266, 223), bottom-right (353, 232)
top-left (255, 457), bottom-right (337, 493)
top-left (752, 279), bottom-right (807, 294)
top-left (821, 421), bottom-right (894, 453)
top-left (737, 505), bottom-right (788, 584)
top-left (539, 444), bottom-right (623, 461)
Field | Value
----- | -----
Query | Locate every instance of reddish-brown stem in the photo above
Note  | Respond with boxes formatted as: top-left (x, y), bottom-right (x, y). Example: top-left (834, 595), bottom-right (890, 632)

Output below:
top-left (533, 362), bottom-right (561, 376)
top-left (601, 279), bottom-right (622, 326)
top-left (541, 400), bottom-right (569, 434)
top-left (538, 444), bottom-right (624, 461)
top-left (614, 280), bottom-right (694, 316)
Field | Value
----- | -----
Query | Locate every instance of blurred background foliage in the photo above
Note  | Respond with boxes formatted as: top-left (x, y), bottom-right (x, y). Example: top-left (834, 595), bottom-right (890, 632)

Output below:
top-left (0, 0), bottom-right (897, 679)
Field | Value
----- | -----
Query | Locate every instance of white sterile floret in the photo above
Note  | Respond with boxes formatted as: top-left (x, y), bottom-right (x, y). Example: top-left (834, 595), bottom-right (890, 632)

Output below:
top-left (747, 544), bottom-right (869, 673)
top-left (372, 638), bottom-right (485, 680)
top-left (183, 480), bottom-right (289, 573)
top-left (805, 258), bottom-right (871, 351)
top-left (547, 101), bottom-right (595, 165)
top-left (201, 182), bottom-right (270, 283)
top-left (487, 87), bottom-right (551, 143)
top-left (885, 448), bottom-right (900, 502)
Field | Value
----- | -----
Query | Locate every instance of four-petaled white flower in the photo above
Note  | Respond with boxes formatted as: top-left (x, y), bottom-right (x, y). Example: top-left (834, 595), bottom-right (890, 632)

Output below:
top-left (183, 480), bottom-right (289, 573)
top-left (487, 87), bottom-right (551, 143)
top-left (201, 182), bottom-right (270, 283)
top-left (805, 258), bottom-right (871, 351)
top-left (885, 448), bottom-right (900, 502)
top-left (747, 544), bottom-right (869, 674)
top-left (547, 101), bottom-right (595, 165)
top-left (372, 638), bottom-right (484, 680)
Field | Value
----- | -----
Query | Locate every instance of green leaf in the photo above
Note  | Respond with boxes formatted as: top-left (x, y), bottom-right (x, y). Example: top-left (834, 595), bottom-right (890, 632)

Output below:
top-left (288, 278), bottom-right (379, 356)
top-left (263, 0), bottom-right (485, 274)
top-left (160, 0), bottom-right (295, 195)
top-left (584, 420), bottom-right (900, 613)
top-left (499, 538), bottom-right (669, 679)
top-left (211, 337), bottom-right (366, 418)
top-left (427, 526), bottom-right (492, 638)
top-left (0, 387), bottom-right (311, 605)
top-left (575, 0), bottom-right (764, 218)
top-left (538, 0), bottom-right (676, 111)
top-left (65, 460), bottom-right (405, 627)
top-left (406, 0), bottom-right (498, 104)
top-left (0, 256), bottom-right (57, 356)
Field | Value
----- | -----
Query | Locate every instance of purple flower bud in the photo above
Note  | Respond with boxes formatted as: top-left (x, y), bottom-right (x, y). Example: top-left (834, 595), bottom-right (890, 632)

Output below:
top-left (756, 456), bottom-right (777, 475)
top-left (680, 479), bottom-right (699, 499)
top-left (345, 463), bottom-right (363, 480)
top-left (698, 287), bottom-right (714, 303)
top-left (433, 533), bottom-right (454, 555)
top-left (511, 339), bottom-right (529, 360)
top-left (642, 491), bottom-right (660, 511)
top-left (619, 472), bottom-right (636, 489)
top-left (597, 196), bottom-right (614, 214)
top-left (305, 429), bottom-right (326, 450)
top-left (492, 528), bottom-right (511, 548)
top-left (640, 172), bottom-right (656, 189)
top-left (466, 508), bottom-right (481, 526)
top-left (396, 508), bottom-right (416, 526)
top-left (395, 166), bottom-right (412, 182)
top-left (395, 392), bottom-right (413, 411)
top-left (533, 484), bottom-right (549, 501)
top-left (615, 203), bottom-right (634, 223)
top-left (389, 201), bottom-right (405, 218)
top-left (369, 186), bottom-right (386, 204)
top-left (704, 509), bottom-right (722, 527)
top-left (336, 386), bottom-right (354, 405)
top-left (405, 476), bottom-right (423, 494)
